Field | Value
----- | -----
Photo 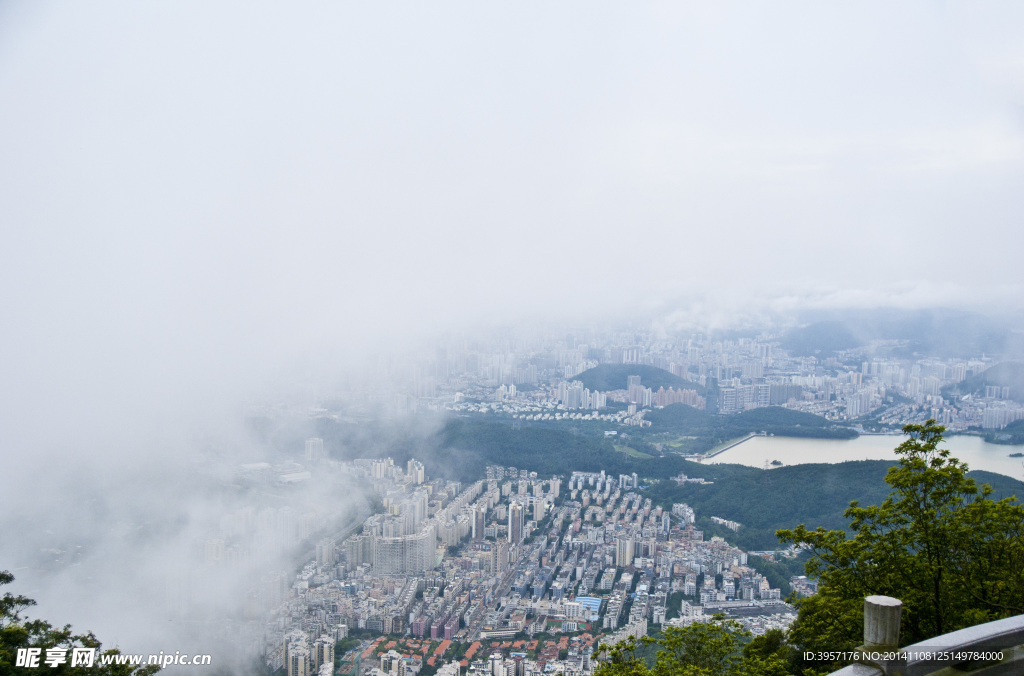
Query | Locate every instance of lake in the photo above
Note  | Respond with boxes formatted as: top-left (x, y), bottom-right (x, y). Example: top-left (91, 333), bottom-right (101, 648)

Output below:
top-left (705, 433), bottom-right (1024, 480)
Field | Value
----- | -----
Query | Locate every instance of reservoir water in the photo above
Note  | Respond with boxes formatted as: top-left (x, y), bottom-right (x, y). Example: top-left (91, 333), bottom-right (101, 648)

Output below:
top-left (705, 434), bottom-right (1024, 481)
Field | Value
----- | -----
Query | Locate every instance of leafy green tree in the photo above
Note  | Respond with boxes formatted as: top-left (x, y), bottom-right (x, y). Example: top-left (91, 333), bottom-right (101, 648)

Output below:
top-left (1, 571), bottom-right (159, 675)
top-left (741, 628), bottom-right (791, 672)
top-left (778, 420), bottom-right (1024, 669)
top-left (595, 618), bottom-right (789, 676)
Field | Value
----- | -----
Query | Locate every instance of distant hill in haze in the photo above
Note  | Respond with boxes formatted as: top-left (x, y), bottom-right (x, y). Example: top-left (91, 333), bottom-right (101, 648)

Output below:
top-left (788, 308), bottom-right (1021, 359)
top-left (942, 361), bottom-right (1024, 403)
top-left (781, 320), bottom-right (860, 356)
top-left (573, 364), bottom-right (705, 394)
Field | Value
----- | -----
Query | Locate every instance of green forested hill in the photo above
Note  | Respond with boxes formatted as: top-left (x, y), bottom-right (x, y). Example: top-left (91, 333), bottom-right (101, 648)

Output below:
top-left (642, 404), bottom-right (857, 447)
top-left (424, 416), bottom-right (856, 483)
top-left (644, 461), bottom-right (1024, 551)
top-left (428, 418), bottom-right (691, 481)
top-left (573, 364), bottom-right (705, 394)
top-left (985, 418), bottom-right (1024, 445)
top-left (303, 409), bottom-right (855, 482)
top-left (644, 404), bottom-right (715, 429)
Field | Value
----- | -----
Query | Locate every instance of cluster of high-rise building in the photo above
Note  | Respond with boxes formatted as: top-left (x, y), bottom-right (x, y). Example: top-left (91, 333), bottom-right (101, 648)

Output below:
top-left (283, 630), bottom-right (335, 676)
top-left (344, 459), bottom-right (483, 577)
top-left (415, 326), bottom-right (1020, 432)
top-left (555, 380), bottom-right (607, 410)
top-left (264, 457), bottom-right (795, 675)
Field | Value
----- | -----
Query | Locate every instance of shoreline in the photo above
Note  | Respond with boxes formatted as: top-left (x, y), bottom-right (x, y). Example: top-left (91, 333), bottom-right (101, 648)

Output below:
top-left (704, 433), bottom-right (761, 458)
top-left (705, 433), bottom-right (1024, 479)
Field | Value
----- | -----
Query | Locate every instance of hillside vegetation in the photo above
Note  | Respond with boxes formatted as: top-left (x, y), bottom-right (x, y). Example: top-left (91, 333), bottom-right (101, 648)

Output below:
top-left (646, 460), bottom-right (1024, 550)
top-left (641, 404), bottom-right (857, 453)
top-left (573, 364), bottom-right (705, 394)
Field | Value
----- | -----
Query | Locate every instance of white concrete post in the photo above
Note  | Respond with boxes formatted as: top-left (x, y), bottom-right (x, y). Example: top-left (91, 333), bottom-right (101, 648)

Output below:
top-left (864, 595), bottom-right (902, 649)
top-left (857, 596), bottom-right (904, 675)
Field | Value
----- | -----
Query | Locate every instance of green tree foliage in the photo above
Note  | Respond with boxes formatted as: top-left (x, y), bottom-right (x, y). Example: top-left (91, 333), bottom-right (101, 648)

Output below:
top-left (594, 619), bottom-right (789, 676)
top-left (778, 420), bottom-right (1024, 668)
top-left (741, 629), bottom-right (791, 671)
top-left (1, 571), bottom-right (159, 676)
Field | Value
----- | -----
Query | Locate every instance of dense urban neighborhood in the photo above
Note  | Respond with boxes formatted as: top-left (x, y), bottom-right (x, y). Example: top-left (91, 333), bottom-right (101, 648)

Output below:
top-left (265, 458), bottom-right (798, 676)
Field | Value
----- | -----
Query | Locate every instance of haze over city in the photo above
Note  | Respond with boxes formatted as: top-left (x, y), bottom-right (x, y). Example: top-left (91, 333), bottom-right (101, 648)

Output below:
top-left (1, 2), bottom-right (1023, 675)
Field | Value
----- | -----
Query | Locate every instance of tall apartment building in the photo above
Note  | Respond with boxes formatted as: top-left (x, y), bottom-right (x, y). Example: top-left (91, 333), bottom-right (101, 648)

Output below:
top-left (284, 631), bottom-right (310, 676)
top-left (406, 459), bottom-right (425, 484)
top-left (312, 636), bottom-right (334, 673)
top-left (616, 536), bottom-right (634, 567)
top-left (304, 437), bottom-right (325, 463)
top-left (473, 505), bottom-right (487, 540)
top-left (490, 539), bottom-right (510, 574)
top-left (372, 523), bottom-right (437, 575)
top-left (508, 501), bottom-right (525, 544)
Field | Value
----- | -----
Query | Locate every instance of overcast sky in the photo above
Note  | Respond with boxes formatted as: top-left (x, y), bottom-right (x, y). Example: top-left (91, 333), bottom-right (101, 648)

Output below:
top-left (2, 1), bottom-right (1024, 446)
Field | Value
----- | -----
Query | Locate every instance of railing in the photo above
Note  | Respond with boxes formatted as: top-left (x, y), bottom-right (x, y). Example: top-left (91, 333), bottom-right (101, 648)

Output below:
top-left (829, 596), bottom-right (1024, 676)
